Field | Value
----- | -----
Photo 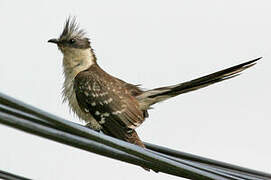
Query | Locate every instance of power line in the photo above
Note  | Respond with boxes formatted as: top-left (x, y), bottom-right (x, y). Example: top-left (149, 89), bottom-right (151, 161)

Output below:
top-left (0, 92), bottom-right (270, 180)
top-left (0, 169), bottom-right (31, 180)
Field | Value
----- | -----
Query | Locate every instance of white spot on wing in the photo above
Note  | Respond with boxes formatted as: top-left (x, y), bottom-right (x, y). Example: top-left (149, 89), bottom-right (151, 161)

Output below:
top-left (84, 91), bottom-right (89, 96)
top-left (112, 111), bottom-right (120, 115)
top-left (88, 85), bottom-right (92, 90)
top-left (102, 112), bottom-right (110, 117)
top-left (91, 102), bottom-right (96, 106)
top-left (99, 92), bottom-right (108, 96)
top-left (95, 111), bottom-right (100, 115)
top-left (84, 108), bottom-right (89, 112)
top-left (99, 117), bottom-right (106, 124)
top-left (112, 108), bottom-right (126, 115)
top-left (103, 98), bottom-right (113, 104)
top-left (92, 93), bottom-right (98, 97)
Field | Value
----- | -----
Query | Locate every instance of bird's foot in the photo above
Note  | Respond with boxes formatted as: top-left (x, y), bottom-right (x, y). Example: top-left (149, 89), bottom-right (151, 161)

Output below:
top-left (85, 123), bottom-right (102, 132)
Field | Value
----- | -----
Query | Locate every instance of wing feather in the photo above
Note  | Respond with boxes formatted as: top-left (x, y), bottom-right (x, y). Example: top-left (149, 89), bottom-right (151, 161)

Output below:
top-left (74, 64), bottom-right (145, 142)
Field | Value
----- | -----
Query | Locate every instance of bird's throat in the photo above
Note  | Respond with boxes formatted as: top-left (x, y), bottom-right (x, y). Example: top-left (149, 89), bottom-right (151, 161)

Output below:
top-left (62, 48), bottom-right (96, 80)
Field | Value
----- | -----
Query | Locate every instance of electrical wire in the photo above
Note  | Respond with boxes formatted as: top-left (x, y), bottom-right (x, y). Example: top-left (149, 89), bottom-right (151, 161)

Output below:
top-left (0, 92), bottom-right (270, 180)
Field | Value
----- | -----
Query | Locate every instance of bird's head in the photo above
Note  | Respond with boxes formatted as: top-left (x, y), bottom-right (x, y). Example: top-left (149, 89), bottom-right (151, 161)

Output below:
top-left (48, 17), bottom-right (91, 54)
top-left (49, 17), bottom-right (96, 77)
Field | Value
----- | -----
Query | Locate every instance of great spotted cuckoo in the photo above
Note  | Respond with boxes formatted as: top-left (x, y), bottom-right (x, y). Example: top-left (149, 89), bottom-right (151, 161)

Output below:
top-left (48, 17), bottom-right (259, 149)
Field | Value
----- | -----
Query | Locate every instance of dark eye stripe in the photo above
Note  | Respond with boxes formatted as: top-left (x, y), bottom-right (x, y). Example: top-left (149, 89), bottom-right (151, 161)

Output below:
top-left (59, 37), bottom-right (90, 49)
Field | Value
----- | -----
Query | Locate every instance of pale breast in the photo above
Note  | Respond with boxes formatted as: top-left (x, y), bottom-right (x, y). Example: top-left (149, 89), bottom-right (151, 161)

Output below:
top-left (62, 72), bottom-right (102, 131)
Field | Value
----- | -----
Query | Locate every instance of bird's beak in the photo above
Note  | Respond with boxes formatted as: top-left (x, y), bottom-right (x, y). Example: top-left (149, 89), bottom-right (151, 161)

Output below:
top-left (48, 38), bottom-right (59, 44)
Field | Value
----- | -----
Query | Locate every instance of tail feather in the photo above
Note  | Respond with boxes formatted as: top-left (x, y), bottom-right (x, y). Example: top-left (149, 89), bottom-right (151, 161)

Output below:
top-left (137, 57), bottom-right (261, 109)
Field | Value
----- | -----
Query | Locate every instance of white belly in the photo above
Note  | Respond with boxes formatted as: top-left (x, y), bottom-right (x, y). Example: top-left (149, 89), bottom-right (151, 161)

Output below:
top-left (62, 77), bottom-right (102, 130)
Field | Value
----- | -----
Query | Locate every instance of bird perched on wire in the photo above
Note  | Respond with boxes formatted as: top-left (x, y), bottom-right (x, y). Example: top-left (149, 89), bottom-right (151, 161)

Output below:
top-left (48, 17), bottom-right (260, 149)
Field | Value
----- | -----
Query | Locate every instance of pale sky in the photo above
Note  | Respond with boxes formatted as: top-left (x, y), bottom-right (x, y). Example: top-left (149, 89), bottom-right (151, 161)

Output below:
top-left (0, 0), bottom-right (270, 180)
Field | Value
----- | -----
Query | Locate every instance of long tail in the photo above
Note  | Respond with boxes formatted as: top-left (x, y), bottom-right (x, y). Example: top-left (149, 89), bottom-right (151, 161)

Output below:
top-left (137, 57), bottom-right (261, 109)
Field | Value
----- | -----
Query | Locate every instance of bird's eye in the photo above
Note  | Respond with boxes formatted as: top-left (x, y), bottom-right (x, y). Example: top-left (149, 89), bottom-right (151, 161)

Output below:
top-left (69, 39), bottom-right (76, 44)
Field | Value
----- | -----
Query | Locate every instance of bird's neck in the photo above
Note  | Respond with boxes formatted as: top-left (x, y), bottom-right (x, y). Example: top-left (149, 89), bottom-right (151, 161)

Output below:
top-left (62, 48), bottom-right (96, 81)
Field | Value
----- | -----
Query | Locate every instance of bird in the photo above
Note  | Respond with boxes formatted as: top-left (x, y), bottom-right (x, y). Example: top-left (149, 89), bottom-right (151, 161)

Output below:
top-left (48, 17), bottom-right (260, 149)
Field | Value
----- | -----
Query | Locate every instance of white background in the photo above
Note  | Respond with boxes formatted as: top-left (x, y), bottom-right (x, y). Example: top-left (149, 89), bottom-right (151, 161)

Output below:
top-left (0, 1), bottom-right (270, 180)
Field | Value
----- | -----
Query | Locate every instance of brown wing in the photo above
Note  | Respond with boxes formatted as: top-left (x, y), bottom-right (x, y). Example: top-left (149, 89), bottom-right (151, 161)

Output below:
top-left (74, 65), bottom-right (145, 146)
top-left (115, 78), bottom-right (149, 118)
